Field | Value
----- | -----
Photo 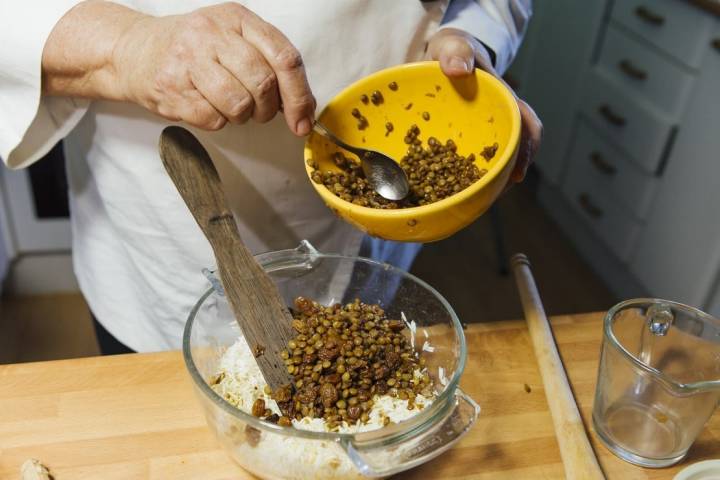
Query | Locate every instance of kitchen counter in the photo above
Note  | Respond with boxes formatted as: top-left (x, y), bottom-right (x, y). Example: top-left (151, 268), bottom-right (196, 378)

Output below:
top-left (1, 312), bottom-right (718, 479)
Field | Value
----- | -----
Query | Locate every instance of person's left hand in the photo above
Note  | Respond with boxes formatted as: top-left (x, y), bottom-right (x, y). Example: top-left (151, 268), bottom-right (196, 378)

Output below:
top-left (427, 28), bottom-right (542, 185)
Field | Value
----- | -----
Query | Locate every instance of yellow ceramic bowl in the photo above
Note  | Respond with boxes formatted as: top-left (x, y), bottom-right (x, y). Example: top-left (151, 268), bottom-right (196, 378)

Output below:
top-left (304, 61), bottom-right (521, 242)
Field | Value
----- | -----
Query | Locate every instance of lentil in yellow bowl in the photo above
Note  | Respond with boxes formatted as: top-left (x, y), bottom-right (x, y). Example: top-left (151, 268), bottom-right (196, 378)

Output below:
top-left (304, 61), bottom-right (521, 242)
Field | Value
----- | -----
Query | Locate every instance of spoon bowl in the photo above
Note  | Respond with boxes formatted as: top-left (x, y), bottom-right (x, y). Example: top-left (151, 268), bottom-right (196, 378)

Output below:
top-left (312, 121), bottom-right (409, 201)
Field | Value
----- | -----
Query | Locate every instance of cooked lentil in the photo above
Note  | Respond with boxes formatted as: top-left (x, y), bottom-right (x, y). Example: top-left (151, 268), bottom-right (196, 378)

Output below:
top-left (252, 398), bottom-right (266, 417)
top-left (257, 297), bottom-right (434, 427)
top-left (481, 142), bottom-right (499, 161)
top-left (385, 122), bottom-right (393, 136)
top-left (310, 125), bottom-right (487, 208)
top-left (252, 344), bottom-right (265, 358)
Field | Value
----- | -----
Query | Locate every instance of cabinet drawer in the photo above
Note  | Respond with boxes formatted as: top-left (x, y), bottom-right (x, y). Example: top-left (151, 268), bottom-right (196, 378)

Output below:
top-left (566, 122), bottom-right (658, 220)
top-left (597, 25), bottom-right (695, 118)
top-left (579, 69), bottom-right (674, 174)
top-left (611, 0), bottom-right (715, 69)
top-left (562, 168), bottom-right (641, 262)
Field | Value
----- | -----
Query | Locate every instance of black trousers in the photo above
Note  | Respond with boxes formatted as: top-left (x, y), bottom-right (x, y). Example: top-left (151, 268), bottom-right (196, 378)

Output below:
top-left (92, 315), bottom-right (135, 355)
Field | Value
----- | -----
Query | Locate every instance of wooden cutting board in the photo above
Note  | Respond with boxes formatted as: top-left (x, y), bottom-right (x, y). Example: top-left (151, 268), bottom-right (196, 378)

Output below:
top-left (0, 312), bottom-right (718, 479)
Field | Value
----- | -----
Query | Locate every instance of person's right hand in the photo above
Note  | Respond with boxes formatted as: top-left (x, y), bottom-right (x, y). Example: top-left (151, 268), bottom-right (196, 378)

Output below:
top-left (112, 3), bottom-right (316, 135)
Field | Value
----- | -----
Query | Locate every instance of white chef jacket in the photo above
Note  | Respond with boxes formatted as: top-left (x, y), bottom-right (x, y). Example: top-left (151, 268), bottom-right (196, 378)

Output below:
top-left (0, 0), bottom-right (530, 352)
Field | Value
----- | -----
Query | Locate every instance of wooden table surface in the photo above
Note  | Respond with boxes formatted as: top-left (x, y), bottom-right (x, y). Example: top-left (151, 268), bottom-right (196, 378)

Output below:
top-left (1, 312), bottom-right (718, 479)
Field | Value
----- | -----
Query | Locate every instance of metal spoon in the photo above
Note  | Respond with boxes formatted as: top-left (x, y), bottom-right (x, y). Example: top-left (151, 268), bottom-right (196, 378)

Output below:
top-left (313, 120), bottom-right (409, 201)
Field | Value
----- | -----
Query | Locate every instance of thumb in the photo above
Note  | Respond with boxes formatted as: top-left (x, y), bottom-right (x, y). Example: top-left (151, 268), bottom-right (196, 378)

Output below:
top-left (429, 31), bottom-right (475, 77)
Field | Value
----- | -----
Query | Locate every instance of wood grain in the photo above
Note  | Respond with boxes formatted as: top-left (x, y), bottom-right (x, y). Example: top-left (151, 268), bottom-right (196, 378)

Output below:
top-left (158, 126), bottom-right (295, 390)
top-left (511, 254), bottom-right (605, 479)
top-left (0, 313), bottom-right (717, 479)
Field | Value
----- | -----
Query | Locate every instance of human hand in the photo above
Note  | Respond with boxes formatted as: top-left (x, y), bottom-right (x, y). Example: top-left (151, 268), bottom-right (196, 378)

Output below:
top-left (112, 3), bottom-right (316, 134)
top-left (427, 28), bottom-right (542, 183)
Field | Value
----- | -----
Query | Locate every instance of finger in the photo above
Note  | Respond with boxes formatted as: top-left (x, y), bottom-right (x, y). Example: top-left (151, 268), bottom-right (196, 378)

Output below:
top-left (177, 89), bottom-right (227, 131)
top-left (190, 61), bottom-right (254, 124)
top-left (238, 11), bottom-right (316, 135)
top-left (217, 36), bottom-right (280, 123)
top-left (428, 30), bottom-right (474, 77)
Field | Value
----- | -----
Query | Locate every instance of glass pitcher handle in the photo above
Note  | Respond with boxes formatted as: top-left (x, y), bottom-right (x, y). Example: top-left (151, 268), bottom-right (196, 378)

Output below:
top-left (341, 388), bottom-right (480, 478)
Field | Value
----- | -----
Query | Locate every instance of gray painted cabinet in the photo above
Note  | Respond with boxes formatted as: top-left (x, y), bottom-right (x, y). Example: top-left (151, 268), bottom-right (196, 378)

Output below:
top-left (509, 0), bottom-right (720, 316)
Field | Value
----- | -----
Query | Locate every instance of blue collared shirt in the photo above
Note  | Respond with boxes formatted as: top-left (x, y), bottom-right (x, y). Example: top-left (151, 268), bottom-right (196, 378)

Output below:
top-left (440, 0), bottom-right (532, 74)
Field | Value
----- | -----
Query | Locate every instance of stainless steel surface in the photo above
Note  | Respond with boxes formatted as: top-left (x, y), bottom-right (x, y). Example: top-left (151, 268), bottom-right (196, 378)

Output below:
top-left (312, 121), bottom-right (410, 201)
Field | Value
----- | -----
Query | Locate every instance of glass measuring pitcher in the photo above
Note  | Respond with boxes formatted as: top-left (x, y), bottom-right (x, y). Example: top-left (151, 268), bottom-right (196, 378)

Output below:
top-left (592, 299), bottom-right (720, 468)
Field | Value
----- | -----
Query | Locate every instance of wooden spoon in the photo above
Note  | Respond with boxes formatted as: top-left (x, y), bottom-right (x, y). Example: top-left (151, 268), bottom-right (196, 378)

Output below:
top-left (159, 126), bottom-right (295, 390)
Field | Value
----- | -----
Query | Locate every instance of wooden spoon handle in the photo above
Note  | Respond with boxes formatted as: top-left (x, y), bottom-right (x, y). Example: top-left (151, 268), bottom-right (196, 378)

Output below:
top-left (159, 126), bottom-right (295, 390)
top-left (511, 253), bottom-right (605, 480)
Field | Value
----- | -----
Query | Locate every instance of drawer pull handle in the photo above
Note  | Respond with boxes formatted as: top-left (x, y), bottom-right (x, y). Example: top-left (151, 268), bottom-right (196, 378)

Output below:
top-left (598, 104), bottom-right (627, 127)
top-left (578, 193), bottom-right (604, 219)
top-left (634, 6), bottom-right (665, 26)
top-left (712, 38), bottom-right (720, 53)
top-left (619, 59), bottom-right (647, 80)
top-left (590, 152), bottom-right (617, 176)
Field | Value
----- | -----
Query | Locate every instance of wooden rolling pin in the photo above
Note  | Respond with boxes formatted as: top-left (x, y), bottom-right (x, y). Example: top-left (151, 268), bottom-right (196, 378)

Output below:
top-left (511, 253), bottom-right (605, 480)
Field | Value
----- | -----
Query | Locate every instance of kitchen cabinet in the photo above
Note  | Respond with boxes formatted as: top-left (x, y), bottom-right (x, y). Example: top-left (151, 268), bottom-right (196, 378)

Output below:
top-left (629, 23), bottom-right (720, 308)
top-left (505, 0), bottom-right (609, 184)
top-left (511, 0), bottom-right (720, 310)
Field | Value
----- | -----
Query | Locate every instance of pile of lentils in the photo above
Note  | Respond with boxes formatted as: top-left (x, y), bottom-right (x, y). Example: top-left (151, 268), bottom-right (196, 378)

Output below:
top-left (251, 297), bottom-right (434, 430)
top-left (309, 125), bottom-right (488, 209)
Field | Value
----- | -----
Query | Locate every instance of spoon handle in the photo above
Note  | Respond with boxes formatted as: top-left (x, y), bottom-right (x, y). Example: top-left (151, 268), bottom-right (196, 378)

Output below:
top-left (313, 120), bottom-right (365, 158)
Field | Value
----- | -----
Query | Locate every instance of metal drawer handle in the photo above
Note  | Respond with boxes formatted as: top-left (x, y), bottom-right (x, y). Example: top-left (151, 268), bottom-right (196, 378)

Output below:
top-left (712, 38), bottom-right (720, 53)
top-left (578, 193), bottom-right (604, 219)
top-left (634, 5), bottom-right (665, 26)
top-left (598, 104), bottom-right (627, 127)
top-left (590, 152), bottom-right (617, 176)
top-left (618, 59), bottom-right (647, 80)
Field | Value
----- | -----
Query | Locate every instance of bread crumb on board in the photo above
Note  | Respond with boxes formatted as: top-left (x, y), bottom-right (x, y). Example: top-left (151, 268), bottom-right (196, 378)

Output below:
top-left (21, 459), bottom-right (52, 480)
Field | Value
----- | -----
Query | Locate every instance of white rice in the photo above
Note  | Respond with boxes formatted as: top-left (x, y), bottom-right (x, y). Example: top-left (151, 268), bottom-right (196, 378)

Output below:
top-left (209, 335), bottom-right (433, 479)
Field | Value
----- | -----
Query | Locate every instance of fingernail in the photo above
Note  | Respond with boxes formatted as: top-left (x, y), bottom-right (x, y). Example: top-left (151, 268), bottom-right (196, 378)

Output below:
top-left (296, 117), bottom-right (312, 136)
top-left (449, 56), bottom-right (471, 73)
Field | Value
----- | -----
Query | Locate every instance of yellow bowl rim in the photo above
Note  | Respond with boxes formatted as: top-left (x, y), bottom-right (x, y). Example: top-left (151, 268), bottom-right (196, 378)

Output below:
top-left (304, 61), bottom-right (521, 218)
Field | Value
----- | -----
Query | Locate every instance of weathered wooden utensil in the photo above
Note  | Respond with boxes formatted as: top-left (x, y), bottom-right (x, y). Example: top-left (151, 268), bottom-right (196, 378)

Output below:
top-left (511, 253), bottom-right (606, 480)
top-left (159, 126), bottom-right (295, 390)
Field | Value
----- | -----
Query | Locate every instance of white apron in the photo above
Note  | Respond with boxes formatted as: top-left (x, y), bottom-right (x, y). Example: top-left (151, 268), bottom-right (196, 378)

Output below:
top-left (59, 0), bottom-right (448, 351)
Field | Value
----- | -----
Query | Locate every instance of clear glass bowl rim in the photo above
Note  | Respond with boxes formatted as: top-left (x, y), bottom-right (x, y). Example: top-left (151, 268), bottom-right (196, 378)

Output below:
top-left (604, 297), bottom-right (720, 394)
top-left (182, 250), bottom-right (468, 441)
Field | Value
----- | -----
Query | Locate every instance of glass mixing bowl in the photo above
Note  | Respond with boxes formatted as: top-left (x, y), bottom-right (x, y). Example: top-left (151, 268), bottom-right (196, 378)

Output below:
top-left (183, 241), bottom-right (479, 480)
